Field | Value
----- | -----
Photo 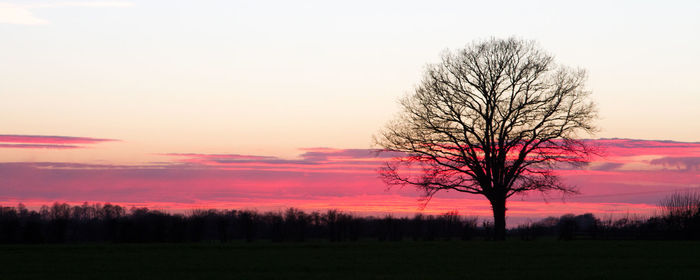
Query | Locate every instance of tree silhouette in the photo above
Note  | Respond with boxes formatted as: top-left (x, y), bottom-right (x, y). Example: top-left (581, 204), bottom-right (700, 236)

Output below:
top-left (659, 191), bottom-right (700, 238)
top-left (376, 37), bottom-right (597, 240)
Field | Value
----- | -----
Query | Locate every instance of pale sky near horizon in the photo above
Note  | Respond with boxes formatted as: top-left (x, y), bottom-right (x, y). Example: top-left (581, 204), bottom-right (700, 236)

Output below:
top-left (2, 0), bottom-right (699, 163)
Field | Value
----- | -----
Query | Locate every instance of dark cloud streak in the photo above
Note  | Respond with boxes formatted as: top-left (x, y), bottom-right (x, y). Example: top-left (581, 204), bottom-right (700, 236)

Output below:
top-left (0, 134), bottom-right (117, 150)
top-left (650, 156), bottom-right (700, 171)
top-left (0, 144), bottom-right (83, 149)
top-left (0, 134), bottom-right (116, 144)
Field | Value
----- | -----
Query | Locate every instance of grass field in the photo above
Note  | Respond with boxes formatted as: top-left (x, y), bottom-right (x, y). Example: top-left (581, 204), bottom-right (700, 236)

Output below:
top-left (1, 240), bottom-right (699, 279)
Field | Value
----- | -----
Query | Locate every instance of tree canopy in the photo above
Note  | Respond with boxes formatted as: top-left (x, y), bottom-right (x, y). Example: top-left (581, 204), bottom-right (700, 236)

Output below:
top-left (376, 37), bottom-right (597, 240)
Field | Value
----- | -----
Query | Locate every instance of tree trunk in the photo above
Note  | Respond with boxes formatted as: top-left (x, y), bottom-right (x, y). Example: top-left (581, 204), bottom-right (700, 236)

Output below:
top-left (490, 198), bottom-right (507, 241)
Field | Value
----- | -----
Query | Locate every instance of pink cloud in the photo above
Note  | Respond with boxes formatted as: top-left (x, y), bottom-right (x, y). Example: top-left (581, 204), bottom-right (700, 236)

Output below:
top-left (0, 144), bottom-right (82, 149)
top-left (0, 134), bottom-right (117, 149)
top-left (0, 138), bottom-right (698, 223)
top-left (0, 134), bottom-right (116, 144)
top-left (591, 138), bottom-right (700, 157)
top-left (163, 148), bottom-right (398, 173)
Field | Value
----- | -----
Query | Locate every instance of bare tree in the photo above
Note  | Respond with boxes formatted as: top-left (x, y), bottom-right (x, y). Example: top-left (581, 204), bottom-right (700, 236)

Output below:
top-left (659, 191), bottom-right (700, 219)
top-left (376, 38), bottom-right (597, 240)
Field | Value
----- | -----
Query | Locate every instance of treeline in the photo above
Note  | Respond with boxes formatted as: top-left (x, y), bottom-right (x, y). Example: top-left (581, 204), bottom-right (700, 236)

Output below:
top-left (514, 212), bottom-right (700, 240)
top-left (515, 191), bottom-right (700, 240)
top-left (1, 194), bottom-right (699, 243)
top-left (0, 203), bottom-right (483, 243)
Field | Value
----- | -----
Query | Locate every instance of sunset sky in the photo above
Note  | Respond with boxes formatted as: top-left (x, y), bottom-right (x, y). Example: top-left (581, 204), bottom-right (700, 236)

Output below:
top-left (1, 0), bottom-right (699, 223)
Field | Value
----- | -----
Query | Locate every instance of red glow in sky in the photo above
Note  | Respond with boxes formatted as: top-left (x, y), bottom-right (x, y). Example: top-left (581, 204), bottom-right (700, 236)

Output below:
top-left (1, 137), bottom-right (698, 224)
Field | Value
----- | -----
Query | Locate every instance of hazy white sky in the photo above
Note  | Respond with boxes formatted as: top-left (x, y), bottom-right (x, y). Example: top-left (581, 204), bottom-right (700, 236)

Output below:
top-left (1, 0), bottom-right (699, 163)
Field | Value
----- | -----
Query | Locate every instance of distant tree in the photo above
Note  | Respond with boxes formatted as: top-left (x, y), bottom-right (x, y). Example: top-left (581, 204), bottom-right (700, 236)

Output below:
top-left (376, 37), bottom-right (597, 240)
top-left (659, 191), bottom-right (700, 238)
top-left (659, 191), bottom-right (700, 219)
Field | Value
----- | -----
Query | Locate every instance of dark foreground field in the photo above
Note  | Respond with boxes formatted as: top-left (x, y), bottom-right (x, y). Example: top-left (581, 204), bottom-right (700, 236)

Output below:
top-left (1, 240), bottom-right (699, 280)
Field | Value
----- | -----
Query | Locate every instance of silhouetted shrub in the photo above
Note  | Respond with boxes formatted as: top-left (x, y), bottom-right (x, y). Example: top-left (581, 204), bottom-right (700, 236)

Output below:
top-left (659, 191), bottom-right (700, 239)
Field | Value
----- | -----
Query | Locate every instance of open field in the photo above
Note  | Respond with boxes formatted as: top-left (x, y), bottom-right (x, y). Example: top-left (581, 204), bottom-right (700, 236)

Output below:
top-left (1, 240), bottom-right (699, 280)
